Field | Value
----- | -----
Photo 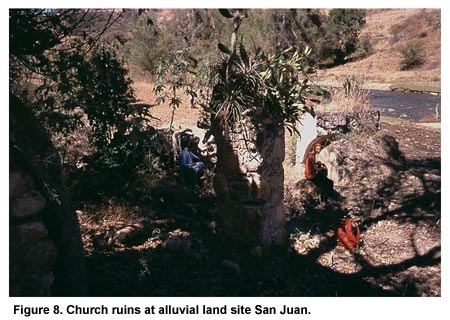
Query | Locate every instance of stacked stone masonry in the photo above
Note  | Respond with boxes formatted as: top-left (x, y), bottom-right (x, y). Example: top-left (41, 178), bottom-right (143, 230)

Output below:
top-left (10, 168), bottom-right (58, 296)
top-left (10, 93), bottom-right (87, 297)
top-left (316, 110), bottom-right (381, 136)
top-left (213, 122), bottom-right (286, 250)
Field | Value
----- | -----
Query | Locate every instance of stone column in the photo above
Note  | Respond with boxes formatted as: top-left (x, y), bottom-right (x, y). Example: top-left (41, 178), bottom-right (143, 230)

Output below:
top-left (295, 111), bottom-right (318, 169)
top-left (212, 120), bottom-right (286, 250)
top-left (10, 168), bottom-right (58, 296)
top-left (10, 94), bottom-right (87, 296)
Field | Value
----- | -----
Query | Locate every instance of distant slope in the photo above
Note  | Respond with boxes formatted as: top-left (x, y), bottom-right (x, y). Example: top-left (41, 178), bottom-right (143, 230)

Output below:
top-left (316, 9), bottom-right (441, 90)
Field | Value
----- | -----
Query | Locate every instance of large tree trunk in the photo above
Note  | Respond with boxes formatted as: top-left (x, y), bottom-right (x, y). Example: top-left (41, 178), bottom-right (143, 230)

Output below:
top-left (9, 94), bottom-right (87, 296)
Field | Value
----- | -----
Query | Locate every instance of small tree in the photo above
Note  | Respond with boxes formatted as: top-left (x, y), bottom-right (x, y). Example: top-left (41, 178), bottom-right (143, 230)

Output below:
top-left (125, 11), bottom-right (178, 73)
top-left (207, 9), bottom-right (315, 249)
top-left (79, 44), bottom-right (136, 149)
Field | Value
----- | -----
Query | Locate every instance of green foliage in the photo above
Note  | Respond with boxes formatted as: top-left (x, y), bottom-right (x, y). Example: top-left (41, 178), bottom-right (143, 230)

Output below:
top-left (33, 43), bottom-right (87, 134)
top-left (10, 9), bottom-right (131, 140)
top-left (79, 44), bottom-right (137, 148)
top-left (125, 9), bottom-right (227, 74)
top-left (10, 9), bottom-right (171, 204)
top-left (399, 40), bottom-right (425, 70)
top-left (238, 9), bottom-right (366, 66)
top-left (354, 34), bottom-right (372, 59)
top-left (266, 9), bottom-right (324, 61)
top-left (211, 41), bottom-right (313, 133)
top-left (125, 11), bottom-right (178, 73)
top-left (71, 128), bottom-right (173, 202)
top-left (123, 9), bottom-right (369, 76)
top-left (151, 10), bottom-right (314, 135)
top-left (153, 48), bottom-right (209, 131)
top-left (323, 9), bottom-right (367, 64)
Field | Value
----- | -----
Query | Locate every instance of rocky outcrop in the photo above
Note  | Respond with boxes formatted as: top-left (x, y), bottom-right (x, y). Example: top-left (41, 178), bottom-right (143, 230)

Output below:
top-left (317, 134), bottom-right (404, 187)
top-left (10, 94), bottom-right (87, 296)
top-left (285, 179), bottom-right (322, 213)
top-left (312, 132), bottom-right (419, 217)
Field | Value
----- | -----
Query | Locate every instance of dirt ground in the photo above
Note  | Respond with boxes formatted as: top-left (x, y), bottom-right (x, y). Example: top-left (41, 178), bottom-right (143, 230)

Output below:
top-left (78, 81), bottom-right (441, 296)
top-left (286, 118), bottom-right (440, 296)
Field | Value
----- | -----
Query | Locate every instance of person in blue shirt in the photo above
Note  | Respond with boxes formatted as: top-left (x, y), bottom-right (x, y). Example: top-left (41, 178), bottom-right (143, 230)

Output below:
top-left (179, 137), bottom-right (205, 185)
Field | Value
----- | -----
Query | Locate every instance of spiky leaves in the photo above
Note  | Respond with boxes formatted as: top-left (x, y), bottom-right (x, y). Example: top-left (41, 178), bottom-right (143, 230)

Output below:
top-left (210, 42), bottom-right (313, 134)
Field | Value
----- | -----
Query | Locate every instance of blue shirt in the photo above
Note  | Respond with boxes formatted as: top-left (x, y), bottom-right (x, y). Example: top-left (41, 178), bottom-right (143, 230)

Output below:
top-left (179, 148), bottom-right (199, 169)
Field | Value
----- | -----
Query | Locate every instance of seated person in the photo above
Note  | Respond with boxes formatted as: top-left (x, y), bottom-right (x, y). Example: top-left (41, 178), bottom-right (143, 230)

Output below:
top-left (304, 143), bottom-right (335, 202)
top-left (179, 137), bottom-right (205, 185)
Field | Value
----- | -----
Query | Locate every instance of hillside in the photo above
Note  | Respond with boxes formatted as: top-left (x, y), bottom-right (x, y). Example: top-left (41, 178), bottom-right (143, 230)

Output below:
top-left (315, 9), bottom-right (441, 91)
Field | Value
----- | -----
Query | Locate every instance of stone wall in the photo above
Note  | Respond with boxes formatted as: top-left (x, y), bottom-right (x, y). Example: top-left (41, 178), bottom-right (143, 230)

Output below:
top-left (213, 120), bottom-right (286, 250)
top-left (10, 94), bottom-right (87, 296)
top-left (295, 110), bottom-right (381, 170)
top-left (316, 110), bottom-right (381, 136)
top-left (10, 167), bottom-right (58, 296)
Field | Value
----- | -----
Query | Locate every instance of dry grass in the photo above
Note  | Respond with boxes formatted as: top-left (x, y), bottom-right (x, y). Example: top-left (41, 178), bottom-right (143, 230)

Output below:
top-left (316, 74), bottom-right (372, 113)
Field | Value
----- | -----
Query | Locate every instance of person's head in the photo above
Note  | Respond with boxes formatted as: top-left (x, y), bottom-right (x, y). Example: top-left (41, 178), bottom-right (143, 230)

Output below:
top-left (312, 143), bottom-right (322, 154)
top-left (187, 137), bottom-right (199, 150)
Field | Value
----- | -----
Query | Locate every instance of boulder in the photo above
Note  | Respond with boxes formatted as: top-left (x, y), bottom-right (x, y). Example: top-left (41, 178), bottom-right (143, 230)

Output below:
top-left (10, 221), bottom-right (49, 247)
top-left (286, 179), bottom-right (321, 210)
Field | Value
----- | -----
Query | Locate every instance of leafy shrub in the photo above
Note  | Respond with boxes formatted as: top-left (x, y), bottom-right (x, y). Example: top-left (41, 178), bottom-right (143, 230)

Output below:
top-left (323, 9), bottom-right (367, 65)
top-left (390, 23), bottom-right (406, 43)
top-left (69, 127), bottom-right (174, 203)
top-left (207, 9), bottom-right (314, 134)
top-left (354, 34), bottom-right (372, 59)
top-left (399, 40), bottom-right (425, 70)
top-left (79, 43), bottom-right (137, 149)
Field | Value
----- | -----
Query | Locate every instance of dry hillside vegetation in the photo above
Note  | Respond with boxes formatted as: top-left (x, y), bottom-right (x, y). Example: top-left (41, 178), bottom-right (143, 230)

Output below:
top-left (316, 9), bottom-right (441, 89)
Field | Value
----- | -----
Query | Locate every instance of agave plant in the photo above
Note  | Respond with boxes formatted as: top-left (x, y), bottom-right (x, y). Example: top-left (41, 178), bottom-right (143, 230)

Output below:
top-left (211, 38), bottom-right (313, 133)
top-left (209, 9), bottom-right (314, 132)
top-left (211, 40), bottom-right (264, 126)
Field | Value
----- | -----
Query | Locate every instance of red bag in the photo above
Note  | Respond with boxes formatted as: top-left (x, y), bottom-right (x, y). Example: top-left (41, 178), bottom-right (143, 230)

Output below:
top-left (337, 218), bottom-right (360, 249)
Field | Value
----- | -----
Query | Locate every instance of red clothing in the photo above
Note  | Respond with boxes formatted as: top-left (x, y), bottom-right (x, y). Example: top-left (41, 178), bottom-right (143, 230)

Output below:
top-left (304, 153), bottom-right (327, 180)
top-left (304, 153), bottom-right (318, 179)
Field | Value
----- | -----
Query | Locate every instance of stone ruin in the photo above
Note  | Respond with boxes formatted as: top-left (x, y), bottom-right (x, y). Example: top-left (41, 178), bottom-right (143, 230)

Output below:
top-left (212, 119), bottom-right (286, 251)
top-left (288, 109), bottom-right (382, 209)
top-left (10, 94), bottom-right (87, 296)
top-left (211, 108), bottom-right (381, 250)
top-left (315, 110), bottom-right (381, 136)
top-left (296, 110), bottom-right (381, 171)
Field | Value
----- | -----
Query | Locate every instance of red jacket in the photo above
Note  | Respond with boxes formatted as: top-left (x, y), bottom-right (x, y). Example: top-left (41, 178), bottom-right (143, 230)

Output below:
top-left (337, 219), bottom-right (361, 249)
top-left (305, 153), bottom-right (327, 179)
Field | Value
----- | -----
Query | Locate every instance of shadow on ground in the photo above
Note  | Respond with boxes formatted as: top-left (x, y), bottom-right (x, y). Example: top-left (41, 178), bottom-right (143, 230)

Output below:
top-left (82, 145), bottom-right (440, 297)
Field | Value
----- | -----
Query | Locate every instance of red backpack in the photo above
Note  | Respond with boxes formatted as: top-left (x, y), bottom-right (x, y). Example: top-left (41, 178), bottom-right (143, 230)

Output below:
top-left (337, 218), bottom-right (361, 249)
